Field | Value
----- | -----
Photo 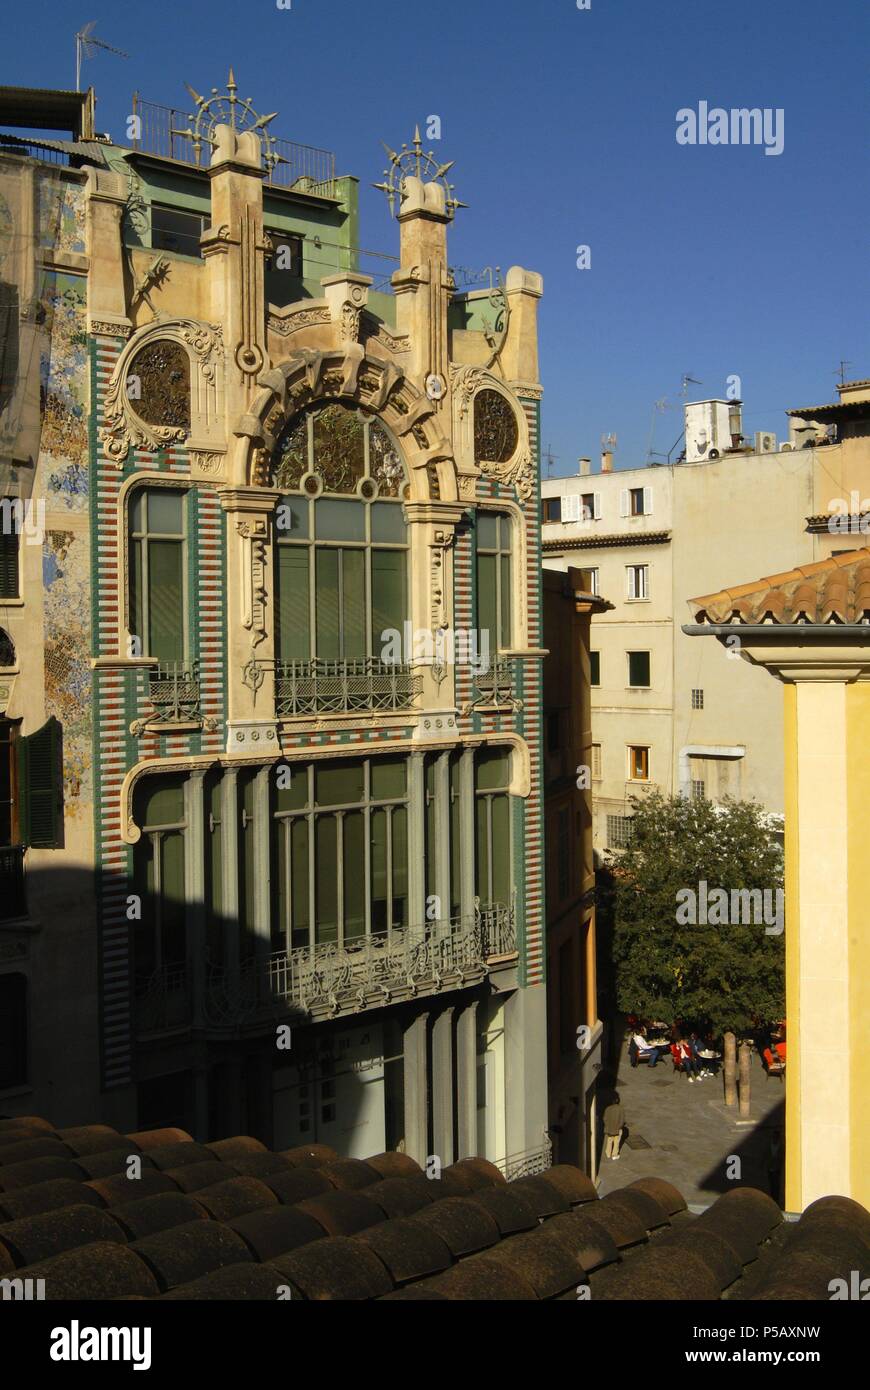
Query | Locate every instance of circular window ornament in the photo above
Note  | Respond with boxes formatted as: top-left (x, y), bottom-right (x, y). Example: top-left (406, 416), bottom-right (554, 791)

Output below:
top-left (358, 477), bottom-right (378, 501)
top-left (425, 373), bottom-right (446, 402)
top-left (301, 471), bottom-right (323, 497)
top-left (474, 388), bottom-right (519, 463)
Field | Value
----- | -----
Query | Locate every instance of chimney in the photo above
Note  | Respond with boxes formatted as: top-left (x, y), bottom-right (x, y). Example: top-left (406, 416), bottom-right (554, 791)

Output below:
top-left (728, 400), bottom-right (743, 449)
top-left (578, 457), bottom-right (592, 476)
top-left (601, 450), bottom-right (613, 473)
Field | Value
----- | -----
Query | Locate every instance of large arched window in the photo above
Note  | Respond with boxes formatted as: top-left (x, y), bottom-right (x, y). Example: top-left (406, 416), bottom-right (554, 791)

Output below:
top-left (273, 403), bottom-right (409, 666)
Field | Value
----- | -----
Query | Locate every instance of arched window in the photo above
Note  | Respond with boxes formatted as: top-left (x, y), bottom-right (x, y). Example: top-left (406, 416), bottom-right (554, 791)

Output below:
top-left (0, 627), bottom-right (15, 667)
top-left (133, 776), bottom-right (187, 985)
top-left (476, 510), bottom-right (513, 650)
top-left (273, 403), bottom-right (409, 666)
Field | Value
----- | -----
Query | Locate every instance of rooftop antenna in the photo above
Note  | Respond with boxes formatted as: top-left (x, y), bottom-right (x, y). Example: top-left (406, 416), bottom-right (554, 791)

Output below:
top-left (835, 360), bottom-right (852, 386)
top-left (542, 443), bottom-right (558, 478)
top-left (75, 22), bottom-right (129, 92)
top-left (645, 396), bottom-right (668, 463)
top-left (680, 373), bottom-right (703, 398)
top-left (601, 432), bottom-right (617, 451)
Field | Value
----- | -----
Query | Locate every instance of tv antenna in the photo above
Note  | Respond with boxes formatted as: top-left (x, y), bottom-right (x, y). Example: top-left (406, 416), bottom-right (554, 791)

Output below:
top-left (835, 359), bottom-right (852, 386)
top-left (601, 432), bottom-right (617, 451)
top-left (76, 22), bottom-right (129, 92)
top-left (680, 373), bottom-right (703, 398)
top-left (542, 443), bottom-right (558, 477)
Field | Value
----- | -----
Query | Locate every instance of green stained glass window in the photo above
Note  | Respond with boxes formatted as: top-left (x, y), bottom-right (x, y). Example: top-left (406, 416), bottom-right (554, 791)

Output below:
top-left (475, 511), bottom-right (513, 653)
top-left (371, 550), bottom-right (406, 651)
top-left (130, 488), bottom-right (186, 663)
top-left (276, 546), bottom-right (310, 662)
top-left (315, 760), bottom-right (365, 808)
top-left (371, 758), bottom-right (405, 801)
top-left (343, 811), bottom-right (365, 940)
top-left (315, 815), bottom-right (338, 943)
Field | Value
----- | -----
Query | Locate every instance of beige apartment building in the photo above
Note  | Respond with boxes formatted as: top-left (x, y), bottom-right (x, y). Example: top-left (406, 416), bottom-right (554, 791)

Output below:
top-left (541, 383), bottom-right (870, 851)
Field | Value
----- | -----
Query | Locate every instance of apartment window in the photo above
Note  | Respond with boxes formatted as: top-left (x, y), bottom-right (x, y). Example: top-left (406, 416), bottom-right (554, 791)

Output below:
top-left (692, 779), bottom-right (706, 801)
top-left (622, 486), bottom-right (652, 517)
top-left (590, 651), bottom-right (600, 687)
top-left (627, 650), bottom-right (650, 688)
top-left (0, 502), bottom-right (20, 599)
top-left (129, 488), bottom-right (187, 663)
top-left (476, 512), bottom-right (512, 651)
top-left (692, 688), bottom-right (704, 709)
top-left (584, 567), bottom-right (599, 596)
top-left (475, 748), bottom-right (512, 906)
top-left (151, 204), bottom-right (207, 258)
top-left (542, 497), bottom-right (562, 523)
top-left (591, 743), bottom-right (602, 779)
top-left (628, 745), bottom-right (650, 781)
top-left (581, 492), bottom-right (598, 521)
top-left (607, 815), bottom-right (634, 849)
top-left (627, 564), bottom-right (649, 600)
top-left (1, 715), bottom-right (62, 856)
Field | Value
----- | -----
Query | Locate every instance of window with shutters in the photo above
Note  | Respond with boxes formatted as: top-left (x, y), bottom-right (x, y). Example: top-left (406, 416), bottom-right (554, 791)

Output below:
top-left (626, 564), bottom-right (649, 600)
top-left (16, 717), bottom-right (62, 849)
top-left (542, 496), bottom-right (562, 523)
top-left (629, 487), bottom-right (645, 516)
top-left (0, 501), bottom-right (20, 599)
top-left (476, 511), bottom-right (513, 651)
top-left (581, 492), bottom-right (597, 521)
top-left (129, 487), bottom-right (187, 664)
top-left (584, 567), bottom-right (599, 596)
top-left (591, 743), bottom-right (602, 779)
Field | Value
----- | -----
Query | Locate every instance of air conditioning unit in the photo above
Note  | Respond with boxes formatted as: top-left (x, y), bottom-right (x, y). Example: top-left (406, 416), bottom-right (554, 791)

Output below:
top-left (755, 431), bottom-right (777, 453)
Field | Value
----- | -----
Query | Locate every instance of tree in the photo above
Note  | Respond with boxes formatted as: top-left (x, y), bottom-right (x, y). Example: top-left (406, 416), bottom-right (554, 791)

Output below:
top-left (608, 792), bottom-right (784, 1036)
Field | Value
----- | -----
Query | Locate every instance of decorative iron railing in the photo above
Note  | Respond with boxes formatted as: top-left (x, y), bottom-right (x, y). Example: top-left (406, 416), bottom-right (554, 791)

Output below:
top-left (468, 656), bottom-right (520, 711)
top-left (130, 95), bottom-right (337, 198)
top-left (0, 845), bottom-right (26, 921)
top-left (495, 1135), bottom-right (554, 1182)
top-left (134, 964), bottom-right (191, 1034)
top-left (132, 662), bottom-right (204, 734)
top-left (270, 658), bottom-right (421, 717)
top-left (203, 900), bottom-right (517, 1028)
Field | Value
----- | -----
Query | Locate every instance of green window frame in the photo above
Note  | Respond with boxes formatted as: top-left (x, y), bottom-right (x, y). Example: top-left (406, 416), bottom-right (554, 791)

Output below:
top-left (16, 717), bottom-right (62, 849)
top-left (272, 757), bottom-right (409, 953)
top-left (474, 747), bottom-right (512, 905)
top-left (129, 487), bottom-right (187, 664)
top-left (133, 777), bottom-right (187, 981)
top-left (0, 501), bottom-right (20, 599)
top-left (476, 510), bottom-right (513, 652)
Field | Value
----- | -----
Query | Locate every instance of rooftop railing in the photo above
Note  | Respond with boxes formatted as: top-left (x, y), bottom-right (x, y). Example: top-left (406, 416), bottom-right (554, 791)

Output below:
top-left (130, 95), bottom-right (337, 199)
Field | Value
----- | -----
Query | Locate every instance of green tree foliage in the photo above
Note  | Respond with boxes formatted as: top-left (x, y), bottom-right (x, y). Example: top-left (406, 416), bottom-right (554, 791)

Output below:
top-left (609, 792), bottom-right (784, 1035)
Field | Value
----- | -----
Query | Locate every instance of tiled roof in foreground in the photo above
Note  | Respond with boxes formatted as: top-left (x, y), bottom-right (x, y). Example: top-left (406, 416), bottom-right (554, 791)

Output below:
top-left (690, 549), bottom-right (870, 626)
top-left (1, 1117), bottom-right (868, 1300)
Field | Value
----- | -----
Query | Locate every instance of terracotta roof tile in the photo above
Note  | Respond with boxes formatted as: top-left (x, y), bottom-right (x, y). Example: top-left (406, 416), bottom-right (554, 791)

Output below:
top-left (228, 1205), bottom-right (328, 1261)
top-left (0, 1203), bottom-right (124, 1268)
top-left (192, 1177), bottom-right (279, 1222)
top-left (294, 1189), bottom-right (385, 1237)
top-left (261, 1167), bottom-right (335, 1205)
top-left (85, 1170), bottom-right (178, 1206)
top-left (269, 1235), bottom-right (393, 1300)
top-left (354, 1216), bottom-right (452, 1284)
top-left (409, 1195), bottom-right (500, 1257)
top-left (130, 1220), bottom-right (252, 1292)
top-left (690, 548), bottom-right (870, 625)
top-left (469, 1225), bottom-right (584, 1299)
top-left (160, 1262), bottom-right (286, 1300)
top-left (107, 1192), bottom-right (208, 1241)
top-left (16, 1242), bottom-right (161, 1299)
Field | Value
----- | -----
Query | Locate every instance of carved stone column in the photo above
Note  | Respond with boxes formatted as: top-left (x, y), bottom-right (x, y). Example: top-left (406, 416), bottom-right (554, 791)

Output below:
top-left (220, 486), bottom-right (281, 754)
top-left (404, 501), bottom-right (465, 739)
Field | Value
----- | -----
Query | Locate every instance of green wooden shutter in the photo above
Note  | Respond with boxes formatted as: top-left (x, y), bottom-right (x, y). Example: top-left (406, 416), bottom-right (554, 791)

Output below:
top-left (17, 717), bottom-right (62, 848)
top-left (0, 529), bottom-right (19, 600)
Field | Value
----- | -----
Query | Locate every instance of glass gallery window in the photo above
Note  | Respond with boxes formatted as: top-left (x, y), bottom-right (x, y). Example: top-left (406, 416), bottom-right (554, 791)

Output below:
top-left (272, 757), bottom-right (408, 953)
top-left (474, 748), bottom-right (512, 905)
top-left (129, 487), bottom-right (187, 664)
top-left (273, 404), bottom-right (409, 663)
top-left (133, 777), bottom-right (187, 982)
top-left (476, 511), bottom-right (513, 652)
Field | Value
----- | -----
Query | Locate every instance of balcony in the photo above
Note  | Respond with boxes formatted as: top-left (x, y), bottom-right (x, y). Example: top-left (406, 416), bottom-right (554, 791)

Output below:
top-left (246, 657), bottom-right (421, 719)
top-left (134, 964), bottom-right (191, 1036)
top-left (132, 662), bottom-right (212, 735)
top-left (0, 845), bottom-right (26, 921)
top-left (467, 656), bottom-right (521, 712)
top-left (204, 900), bottom-right (517, 1030)
top-left (130, 95), bottom-right (337, 199)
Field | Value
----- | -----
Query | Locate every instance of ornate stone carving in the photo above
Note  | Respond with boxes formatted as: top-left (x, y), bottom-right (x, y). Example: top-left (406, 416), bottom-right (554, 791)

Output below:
top-left (100, 317), bottom-right (224, 465)
top-left (451, 364), bottom-right (486, 420)
top-left (340, 301), bottom-right (361, 343)
top-left (268, 305), bottom-right (331, 337)
top-left (430, 528), bottom-right (455, 631)
top-left (474, 387), bottom-right (519, 463)
top-left (189, 450), bottom-right (226, 477)
top-left (479, 447), bottom-right (536, 503)
top-left (237, 517), bottom-right (269, 649)
top-left (89, 319), bottom-right (133, 339)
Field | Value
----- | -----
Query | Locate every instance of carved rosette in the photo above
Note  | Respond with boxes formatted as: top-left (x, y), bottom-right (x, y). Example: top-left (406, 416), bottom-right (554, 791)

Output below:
top-left (100, 317), bottom-right (225, 466)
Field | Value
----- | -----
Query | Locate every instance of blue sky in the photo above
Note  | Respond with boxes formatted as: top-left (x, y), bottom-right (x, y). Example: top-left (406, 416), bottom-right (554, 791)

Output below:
top-left (7, 0), bottom-right (868, 473)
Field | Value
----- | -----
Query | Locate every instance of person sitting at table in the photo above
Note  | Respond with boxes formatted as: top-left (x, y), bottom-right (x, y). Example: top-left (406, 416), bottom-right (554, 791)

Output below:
top-left (631, 1029), bottom-right (662, 1067)
top-left (689, 1030), bottom-right (714, 1078)
top-left (672, 1039), bottom-right (701, 1080)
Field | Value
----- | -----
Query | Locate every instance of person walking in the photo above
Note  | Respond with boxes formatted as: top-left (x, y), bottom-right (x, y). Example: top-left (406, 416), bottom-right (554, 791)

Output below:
top-left (603, 1092), bottom-right (625, 1160)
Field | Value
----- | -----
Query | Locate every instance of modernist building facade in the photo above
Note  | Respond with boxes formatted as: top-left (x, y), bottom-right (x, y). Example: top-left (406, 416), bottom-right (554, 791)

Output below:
top-left (0, 80), bottom-right (550, 1173)
top-left (541, 389), bottom-right (870, 851)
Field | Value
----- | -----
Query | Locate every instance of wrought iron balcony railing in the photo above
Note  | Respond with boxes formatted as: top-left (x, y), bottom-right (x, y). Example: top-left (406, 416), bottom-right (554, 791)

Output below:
top-left (132, 661), bottom-right (214, 735)
top-left (204, 899), bottom-right (517, 1029)
top-left (250, 657), bottom-right (422, 718)
top-left (467, 656), bottom-right (521, 712)
top-left (134, 964), bottom-right (191, 1035)
top-left (0, 845), bottom-right (26, 921)
top-left (494, 1135), bottom-right (554, 1182)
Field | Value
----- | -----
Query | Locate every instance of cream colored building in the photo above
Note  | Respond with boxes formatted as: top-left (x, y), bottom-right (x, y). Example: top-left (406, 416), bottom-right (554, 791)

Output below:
top-left (542, 387), bottom-right (870, 849)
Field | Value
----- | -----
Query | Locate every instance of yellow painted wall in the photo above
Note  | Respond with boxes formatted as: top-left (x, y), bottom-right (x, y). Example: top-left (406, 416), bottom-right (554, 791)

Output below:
top-left (846, 683), bottom-right (870, 1207)
top-left (783, 683), bottom-right (802, 1211)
